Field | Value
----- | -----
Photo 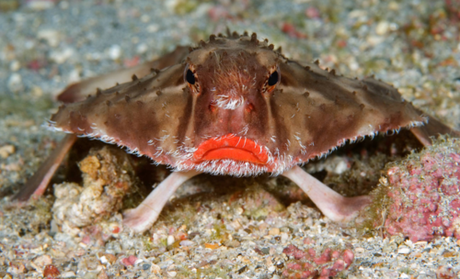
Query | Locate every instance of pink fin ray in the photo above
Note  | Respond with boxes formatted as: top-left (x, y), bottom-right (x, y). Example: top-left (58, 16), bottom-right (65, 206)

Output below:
top-left (409, 109), bottom-right (460, 146)
top-left (123, 170), bottom-right (200, 232)
top-left (282, 166), bottom-right (371, 222)
top-left (13, 134), bottom-right (77, 202)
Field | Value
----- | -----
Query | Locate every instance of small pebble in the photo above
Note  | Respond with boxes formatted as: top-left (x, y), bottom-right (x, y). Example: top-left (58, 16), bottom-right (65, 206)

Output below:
top-left (103, 254), bottom-right (117, 264)
top-left (204, 243), bottom-right (219, 249)
top-left (280, 232), bottom-right (289, 243)
top-left (140, 14), bottom-right (150, 23)
top-left (50, 48), bottom-right (74, 63)
top-left (354, 247), bottom-right (365, 257)
top-left (261, 247), bottom-right (270, 254)
top-left (223, 239), bottom-right (240, 248)
top-left (120, 255), bottom-right (138, 267)
top-left (0, 145), bottom-right (15, 159)
top-left (99, 256), bottom-right (109, 265)
top-left (26, 0), bottom-right (56, 10)
top-left (37, 29), bottom-right (61, 47)
top-left (32, 255), bottom-right (52, 268)
top-left (268, 228), bottom-right (280, 235)
top-left (7, 73), bottom-right (23, 92)
top-left (142, 263), bottom-right (151, 270)
top-left (43, 265), bottom-right (60, 277)
top-left (388, 1), bottom-right (399, 10)
top-left (179, 240), bottom-right (194, 247)
top-left (398, 246), bottom-right (411, 254)
top-left (97, 270), bottom-right (108, 279)
top-left (107, 45), bottom-right (122, 60)
top-left (151, 264), bottom-right (161, 273)
top-left (375, 21), bottom-right (390, 35)
top-left (147, 24), bottom-right (159, 33)
top-left (10, 61), bottom-right (20, 71)
top-left (329, 158), bottom-right (349, 174)
top-left (167, 235), bottom-right (175, 246)
top-left (136, 43), bottom-right (148, 54)
top-left (60, 271), bottom-right (76, 278)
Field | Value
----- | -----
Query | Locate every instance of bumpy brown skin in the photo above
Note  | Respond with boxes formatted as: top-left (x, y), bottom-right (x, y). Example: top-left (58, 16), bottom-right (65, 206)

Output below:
top-left (49, 32), bottom-right (436, 176)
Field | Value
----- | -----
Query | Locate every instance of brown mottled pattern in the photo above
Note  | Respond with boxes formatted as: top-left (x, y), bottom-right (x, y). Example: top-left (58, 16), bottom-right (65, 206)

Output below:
top-left (50, 32), bottom-right (446, 174)
top-left (273, 60), bottom-right (426, 161)
top-left (269, 91), bottom-right (290, 154)
top-left (51, 64), bottom-right (189, 165)
top-left (56, 46), bottom-right (190, 104)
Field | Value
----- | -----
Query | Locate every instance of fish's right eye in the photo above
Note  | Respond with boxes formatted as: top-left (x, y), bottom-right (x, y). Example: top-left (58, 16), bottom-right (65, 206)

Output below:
top-left (185, 69), bottom-right (195, 85)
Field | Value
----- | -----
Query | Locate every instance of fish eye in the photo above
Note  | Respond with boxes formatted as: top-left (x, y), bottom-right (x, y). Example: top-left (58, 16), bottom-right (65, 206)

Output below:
top-left (268, 70), bottom-right (279, 86)
top-left (185, 69), bottom-right (196, 85)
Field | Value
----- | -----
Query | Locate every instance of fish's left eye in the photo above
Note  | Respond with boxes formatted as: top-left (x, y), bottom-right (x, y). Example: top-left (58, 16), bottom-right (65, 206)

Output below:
top-left (268, 71), bottom-right (279, 86)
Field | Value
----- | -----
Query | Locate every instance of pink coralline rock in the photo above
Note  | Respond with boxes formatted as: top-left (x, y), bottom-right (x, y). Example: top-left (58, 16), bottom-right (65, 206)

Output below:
top-left (282, 244), bottom-right (354, 279)
top-left (120, 255), bottom-right (138, 267)
top-left (376, 137), bottom-right (460, 242)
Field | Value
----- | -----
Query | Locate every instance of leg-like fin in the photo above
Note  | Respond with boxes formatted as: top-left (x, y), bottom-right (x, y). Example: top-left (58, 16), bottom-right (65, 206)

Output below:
top-left (282, 166), bottom-right (371, 222)
top-left (57, 46), bottom-right (190, 103)
top-left (411, 112), bottom-right (460, 147)
top-left (13, 134), bottom-right (77, 202)
top-left (123, 170), bottom-right (200, 233)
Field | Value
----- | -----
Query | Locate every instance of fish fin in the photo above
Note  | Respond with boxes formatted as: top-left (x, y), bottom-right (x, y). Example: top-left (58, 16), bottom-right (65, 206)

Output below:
top-left (282, 165), bottom-right (371, 222)
top-left (410, 110), bottom-right (460, 146)
top-left (123, 170), bottom-right (200, 233)
top-left (57, 46), bottom-right (190, 103)
top-left (13, 134), bottom-right (77, 202)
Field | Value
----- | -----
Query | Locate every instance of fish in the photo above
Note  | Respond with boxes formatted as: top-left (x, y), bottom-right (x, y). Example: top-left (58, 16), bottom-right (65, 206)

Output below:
top-left (14, 31), bottom-right (459, 233)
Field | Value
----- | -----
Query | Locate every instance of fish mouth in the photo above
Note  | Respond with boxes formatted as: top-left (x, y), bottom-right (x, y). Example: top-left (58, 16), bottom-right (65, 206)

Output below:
top-left (193, 134), bottom-right (269, 165)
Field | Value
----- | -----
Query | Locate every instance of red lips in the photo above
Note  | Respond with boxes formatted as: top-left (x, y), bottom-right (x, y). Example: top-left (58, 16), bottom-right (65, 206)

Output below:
top-left (193, 134), bottom-right (269, 164)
